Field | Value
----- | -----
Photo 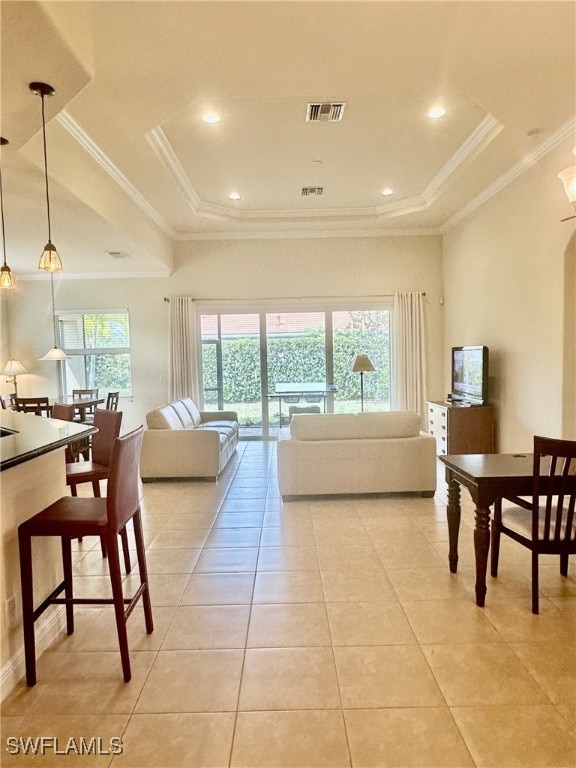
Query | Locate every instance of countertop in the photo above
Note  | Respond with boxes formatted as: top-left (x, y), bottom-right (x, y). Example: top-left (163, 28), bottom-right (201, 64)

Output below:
top-left (0, 410), bottom-right (97, 471)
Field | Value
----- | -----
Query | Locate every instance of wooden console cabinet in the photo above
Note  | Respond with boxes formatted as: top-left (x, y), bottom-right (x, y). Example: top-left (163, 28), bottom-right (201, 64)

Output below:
top-left (427, 400), bottom-right (495, 455)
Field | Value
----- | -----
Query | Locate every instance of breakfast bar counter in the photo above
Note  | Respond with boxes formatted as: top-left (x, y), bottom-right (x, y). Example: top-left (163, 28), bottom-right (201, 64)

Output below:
top-left (0, 411), bottom-right (96, 693)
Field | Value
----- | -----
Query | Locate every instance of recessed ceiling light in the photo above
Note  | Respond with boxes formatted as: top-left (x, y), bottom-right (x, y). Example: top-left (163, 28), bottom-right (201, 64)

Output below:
top-left (427, 106), bottom-right (446, 119)
top-left (381, 188), bottom-right (394, 196)
top-left (202, 112), bottom-right (220, 124)
top-left (228, 192), bottom-right (241, 200)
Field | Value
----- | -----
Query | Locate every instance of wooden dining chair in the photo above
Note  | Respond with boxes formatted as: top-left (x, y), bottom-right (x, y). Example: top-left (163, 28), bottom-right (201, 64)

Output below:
top-left (491, 435), bottom-right (576, 614)
top-left (18, 426), bottom-right (153, 686)
top-left (14, 397), bottom-right (51, 416)
top-left (105, 391), bottom-right (120, 411)
top-left (51, 403), bottom-right (77, 463)
top-left (0, 393), bottom-right (15, 409)
top-left (72, 388), bottom-right (99, 423)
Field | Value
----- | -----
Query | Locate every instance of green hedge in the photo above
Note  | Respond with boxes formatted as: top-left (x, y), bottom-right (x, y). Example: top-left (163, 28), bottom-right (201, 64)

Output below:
top-left (203, 325), bottom-right (389, 403)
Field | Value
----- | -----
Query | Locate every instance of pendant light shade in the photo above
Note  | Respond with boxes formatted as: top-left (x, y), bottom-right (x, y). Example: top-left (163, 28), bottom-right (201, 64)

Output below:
top-left (38, 242), bottom-right (63, 272)
top-left (39, 272), bottom-right (70, 361)
top-left (0, 137), bottom-right (15, 289)
top-left (30, 82), bottom-right (63, 272)
top-left (39, 346), bottom-right (70, 362)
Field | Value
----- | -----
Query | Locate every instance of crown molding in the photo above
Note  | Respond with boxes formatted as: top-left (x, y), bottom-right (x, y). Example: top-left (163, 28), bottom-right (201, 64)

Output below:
top-left (149, 113), bottom-right (503, 223)
top-left (57, 111), bottom-right (176, 237)
top-left (16, 270), bottom-right (172, 281)
top-left (177, 228), bottom-right (441, 241)
top-left (442, 116), bottom-right (576, 232)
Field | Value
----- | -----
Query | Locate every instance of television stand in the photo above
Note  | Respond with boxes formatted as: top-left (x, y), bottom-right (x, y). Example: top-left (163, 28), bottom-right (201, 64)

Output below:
top-left (427, 400), bottom-right (495, 455)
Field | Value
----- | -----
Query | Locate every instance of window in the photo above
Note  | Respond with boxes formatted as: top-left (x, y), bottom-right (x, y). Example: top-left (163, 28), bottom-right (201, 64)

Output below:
top-left (57, 310), bottom-right (132, 397)
top-left (199, 303), bottom-right (391, 438)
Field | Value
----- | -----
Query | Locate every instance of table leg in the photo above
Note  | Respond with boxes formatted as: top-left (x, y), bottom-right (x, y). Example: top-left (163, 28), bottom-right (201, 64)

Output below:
top-left (446, 479), bottom-right (461, 573)
top-left (473, 504), bottom-right (491, 607)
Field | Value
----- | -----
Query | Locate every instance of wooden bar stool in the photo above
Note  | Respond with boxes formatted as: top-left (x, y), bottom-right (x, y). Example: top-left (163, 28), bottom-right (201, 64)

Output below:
top-left (18, 426), bottom-right (153, 686)
top-left (66, 409), bottom-right (131, 573)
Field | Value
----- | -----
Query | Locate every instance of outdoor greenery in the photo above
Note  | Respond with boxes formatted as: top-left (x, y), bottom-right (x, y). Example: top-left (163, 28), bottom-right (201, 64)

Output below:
top-left (203, 311), bottom-right (390, 422)
top-left (60, 312), bottom-right (132, 396)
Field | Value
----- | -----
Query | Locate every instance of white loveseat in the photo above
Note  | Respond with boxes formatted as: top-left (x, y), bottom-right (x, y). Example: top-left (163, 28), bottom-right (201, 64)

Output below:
top-left (277, 411), bottom-right (436, 499)
top-left (140, 398), bottom-right (238, 481)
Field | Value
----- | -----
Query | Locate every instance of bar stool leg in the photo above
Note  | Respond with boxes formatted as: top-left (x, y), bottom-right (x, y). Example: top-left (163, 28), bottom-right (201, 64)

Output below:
top-left (105, 532), bottom-right (131, 682)
top-left (120, 527), bottom-right (132, 574)
top-left (133, 510), bottom-right (153, 634)
top-left (18, 528), bottom-right (37, 686)
top-left (61, 537), bottom-right (75, 635)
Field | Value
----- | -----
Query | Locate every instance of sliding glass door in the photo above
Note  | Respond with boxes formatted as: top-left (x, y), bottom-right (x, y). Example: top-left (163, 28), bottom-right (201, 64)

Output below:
top-left (200, 304), bottom-right (391, 438)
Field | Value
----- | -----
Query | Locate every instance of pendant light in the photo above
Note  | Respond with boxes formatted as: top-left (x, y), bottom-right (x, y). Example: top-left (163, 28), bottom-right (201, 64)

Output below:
top-left (39, 271), bottom-right (70, 361)
top-left (0, 137), bottom-right (15, 289)
top-left (30, 82), bottom-right (63, 272)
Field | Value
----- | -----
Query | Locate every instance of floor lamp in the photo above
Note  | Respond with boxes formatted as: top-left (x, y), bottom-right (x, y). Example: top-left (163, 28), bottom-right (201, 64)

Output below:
top-left (2, 359), bottom-right (27, 397)
top-left (351, 354), bottom-right (375, 412)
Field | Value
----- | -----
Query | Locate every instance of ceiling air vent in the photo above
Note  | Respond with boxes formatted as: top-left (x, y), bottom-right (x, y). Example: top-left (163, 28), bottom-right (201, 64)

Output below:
top-left (301, 186), bottom-right (324, 197)
top-left (306, 102), bottom-right (346, 122)
top-left (106, 251), bottom-right (130, 259)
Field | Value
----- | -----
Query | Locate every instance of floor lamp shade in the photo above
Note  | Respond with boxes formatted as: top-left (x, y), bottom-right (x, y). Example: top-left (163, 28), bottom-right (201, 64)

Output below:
top-left (351, 354), bottom-right (375, 412)
top-left (2, 359), bottom-right (27, 396)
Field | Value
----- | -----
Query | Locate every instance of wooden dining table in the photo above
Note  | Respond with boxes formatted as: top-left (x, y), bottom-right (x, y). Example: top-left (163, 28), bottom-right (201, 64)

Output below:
top-left (439, 452), bottom-right (575, 608)
top-left (52, 394), bottom-right (105, 422)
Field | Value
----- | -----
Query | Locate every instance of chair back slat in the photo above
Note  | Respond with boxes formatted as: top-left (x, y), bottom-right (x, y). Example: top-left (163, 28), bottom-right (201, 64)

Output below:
top-left (106, 426), bottom-right (143, 531)
top-left (106, 391), bottom-right (120, 411)
top-left (533, 435), bottom-right (576, 545)
top-left (14, 397), bottom-right (51, 416)
top-left (72, 388), bottom-right (99, 419)
top-left (91, 409), bottom-right (123, 466)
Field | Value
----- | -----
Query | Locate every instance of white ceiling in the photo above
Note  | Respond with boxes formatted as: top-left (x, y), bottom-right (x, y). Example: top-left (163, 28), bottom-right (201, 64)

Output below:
top-left (1, 0), bottom-right (575, 278)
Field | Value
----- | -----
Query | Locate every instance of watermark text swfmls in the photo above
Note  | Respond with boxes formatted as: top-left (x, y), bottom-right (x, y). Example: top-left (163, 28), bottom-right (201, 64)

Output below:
top-left (6, 736), bottom-right (124, 756)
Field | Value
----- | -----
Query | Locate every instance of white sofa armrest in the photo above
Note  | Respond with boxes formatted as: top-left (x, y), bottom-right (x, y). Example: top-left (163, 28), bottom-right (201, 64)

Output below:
top-left (141, 427), bottom-right (221, 479)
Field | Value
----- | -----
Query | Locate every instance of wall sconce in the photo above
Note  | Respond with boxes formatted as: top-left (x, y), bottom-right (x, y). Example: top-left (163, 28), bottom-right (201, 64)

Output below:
top-left (558, 147), bottom-right (576, 222)
top-left (0, 137), bottom-right (15, 289)
top-left (30, 82), bottom-right (63, 272)
top-left (351, 353), bottom-right (375, 412)
top-left (2, 359), bottom-right (27, 397)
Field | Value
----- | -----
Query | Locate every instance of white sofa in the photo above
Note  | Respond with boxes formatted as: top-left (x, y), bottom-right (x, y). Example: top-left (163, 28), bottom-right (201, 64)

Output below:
top-left (140, 397), bottom-right (238, 481)
top-left (277, 411), bottom-right (436, 499)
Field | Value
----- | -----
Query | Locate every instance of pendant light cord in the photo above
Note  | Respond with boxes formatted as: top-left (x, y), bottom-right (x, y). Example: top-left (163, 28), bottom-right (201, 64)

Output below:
top-left (50, 272), bottom-right (58, 347)
top-left (41, 94), bottom-right (52, 243)
top-left (0, 161), bottom-right (6, 268)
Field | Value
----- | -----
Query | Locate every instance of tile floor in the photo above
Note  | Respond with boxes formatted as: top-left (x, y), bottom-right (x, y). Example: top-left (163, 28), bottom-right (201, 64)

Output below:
top-left (1, 440), bottom-right (575, 767)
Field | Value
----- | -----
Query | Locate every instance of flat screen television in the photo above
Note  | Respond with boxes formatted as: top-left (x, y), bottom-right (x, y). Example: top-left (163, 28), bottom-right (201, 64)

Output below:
top-left (451, 345), bottom-right (489, 404)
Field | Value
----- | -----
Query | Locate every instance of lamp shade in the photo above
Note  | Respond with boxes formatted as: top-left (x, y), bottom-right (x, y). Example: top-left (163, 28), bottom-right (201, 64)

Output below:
top-left (39, 347), bottom-right (70, 361)
top-left (2, 359), bottom-right (27, 376)
top-left (38, 242), bottom-right (63, 272)
top-left (558, 166), bottom-right (576, 210)
top-left (351, 354), bottom-right (375, 373)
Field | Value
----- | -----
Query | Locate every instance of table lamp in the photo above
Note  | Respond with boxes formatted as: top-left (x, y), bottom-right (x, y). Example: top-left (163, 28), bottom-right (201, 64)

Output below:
top-left (2, 359), bottom-right (27, 397)
top-left (351, 354), bottom-right (375, 412)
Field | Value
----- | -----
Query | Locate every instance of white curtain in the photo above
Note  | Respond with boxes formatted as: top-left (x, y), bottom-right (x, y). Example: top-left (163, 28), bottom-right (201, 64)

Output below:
top-left (169, 296), bottom-right (201, 402)
top-left (392, 292), bottom-right (427, 420)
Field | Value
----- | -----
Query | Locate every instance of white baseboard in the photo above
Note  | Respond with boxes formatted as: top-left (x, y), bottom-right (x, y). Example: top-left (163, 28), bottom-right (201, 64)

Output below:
top-left (1, 608), bottom-right (66, 700)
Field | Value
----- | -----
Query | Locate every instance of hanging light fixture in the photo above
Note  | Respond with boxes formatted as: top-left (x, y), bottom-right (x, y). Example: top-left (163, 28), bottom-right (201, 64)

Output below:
top-left (30, 82), bottom-right (63, 272)
top-left (0, 137), bottom-right (15, 289)
top-left (39, 272), bottom-right (70, 361)
top-left (558, 147), bottom-right (576, 222)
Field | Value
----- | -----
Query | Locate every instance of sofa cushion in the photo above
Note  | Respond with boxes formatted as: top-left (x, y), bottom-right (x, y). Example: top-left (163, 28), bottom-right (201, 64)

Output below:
top-left (355, 411), bottom-right (420, 438)
top-left (289, 411), bottom-right (421, 441)
top-left (181, 398), bottom-right (202, 427)
top-left (146, 404), bottom-right (184, 430)
top-left (172, 399), bottom-right (195, 428)
top-left (290, 413), bottom-right (358, 441)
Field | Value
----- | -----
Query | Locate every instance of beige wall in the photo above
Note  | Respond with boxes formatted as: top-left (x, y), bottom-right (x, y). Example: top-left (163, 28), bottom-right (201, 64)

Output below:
top-left (442, 139), bottom-right (576, 451)
top-left (4, 236), bottom-right (444, 431)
